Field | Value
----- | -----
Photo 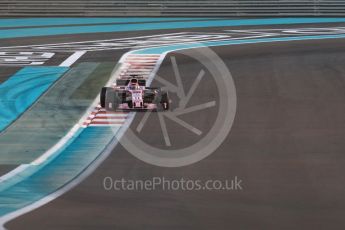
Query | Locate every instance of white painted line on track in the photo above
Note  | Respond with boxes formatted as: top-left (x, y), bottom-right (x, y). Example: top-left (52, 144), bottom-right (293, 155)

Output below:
top-left (42, 52), bottom-right (55, 58)
top-left (31, 124), bottom-right (82, 166)
top-left (95, 114), bottom-right (127, 118)
top-left (59, 51), bottom-right (86, 67)
top-left (0, 32), bottom-right (188, 50)
top-left (0, 164), bottom-right (30, 183)
top-left (90, 119), bottom-right (126, 123)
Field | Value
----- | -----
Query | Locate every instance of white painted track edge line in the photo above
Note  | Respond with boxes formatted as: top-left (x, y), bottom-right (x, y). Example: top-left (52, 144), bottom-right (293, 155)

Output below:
top-left (0, 32), bottom-right (188, 50)
top-left (59, 51), bottom-right (86, 67)
top-left (0, 164), bottom-right (30, 183)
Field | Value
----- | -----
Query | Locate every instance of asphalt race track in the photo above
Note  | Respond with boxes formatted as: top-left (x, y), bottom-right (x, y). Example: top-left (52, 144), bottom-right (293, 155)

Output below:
top-left (1, 18), bottom-right (345, 230)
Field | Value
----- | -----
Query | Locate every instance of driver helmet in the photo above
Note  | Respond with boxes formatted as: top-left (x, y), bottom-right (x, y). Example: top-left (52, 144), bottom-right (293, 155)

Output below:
top-left (129, 78), bottom-right (139, 90)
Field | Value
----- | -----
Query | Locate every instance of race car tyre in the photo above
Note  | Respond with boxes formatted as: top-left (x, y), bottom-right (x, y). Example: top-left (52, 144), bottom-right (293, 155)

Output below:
top-left (100, 87), bottom-right (108, 108)
top-left (105, 88), bottom-right (120, 111)
top-left (160, 92), bottom-right (170, 111)
top-left (127, 101), bottom-right (133, 109)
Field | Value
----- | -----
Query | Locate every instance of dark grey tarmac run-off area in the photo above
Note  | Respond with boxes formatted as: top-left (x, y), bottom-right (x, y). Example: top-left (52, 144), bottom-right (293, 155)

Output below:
top-left (5, 30), bottom-right (345, 229)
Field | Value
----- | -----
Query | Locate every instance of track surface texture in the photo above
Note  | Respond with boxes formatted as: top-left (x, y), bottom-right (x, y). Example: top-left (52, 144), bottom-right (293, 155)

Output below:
top-left (5, 35), bottom-right (345, 230)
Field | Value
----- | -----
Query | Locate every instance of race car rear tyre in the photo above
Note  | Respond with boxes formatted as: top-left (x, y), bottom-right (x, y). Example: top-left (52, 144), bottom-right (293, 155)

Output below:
top-left (100, 87), bottom-right (108, 108)
top-left (160, 92), bottom-right (170, 111)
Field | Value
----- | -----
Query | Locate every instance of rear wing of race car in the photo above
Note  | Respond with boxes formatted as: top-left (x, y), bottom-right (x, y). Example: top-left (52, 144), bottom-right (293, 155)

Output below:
top-left (116, 79), bottom-right (146, 86)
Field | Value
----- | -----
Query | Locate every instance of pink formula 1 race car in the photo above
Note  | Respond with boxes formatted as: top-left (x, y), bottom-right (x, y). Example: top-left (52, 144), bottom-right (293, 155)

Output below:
top-left (100, 77), bottom-right (170, 111)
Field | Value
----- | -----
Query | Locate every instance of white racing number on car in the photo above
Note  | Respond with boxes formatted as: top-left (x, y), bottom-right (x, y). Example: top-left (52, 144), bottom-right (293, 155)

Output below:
top-left (132, 91), bottom-right (142, 100)
top-left (131, 90), bottom-right (143, 107)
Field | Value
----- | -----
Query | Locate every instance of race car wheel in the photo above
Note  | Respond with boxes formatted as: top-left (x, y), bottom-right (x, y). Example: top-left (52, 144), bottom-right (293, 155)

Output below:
top-left (105, 88), bottom-right (120, 111)
top-left (127, 101), bottom-right (133, 109)
top-left (100, 87), bottom-right (108, 108)
top-left (160, 92), bottom-right (170, 111)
